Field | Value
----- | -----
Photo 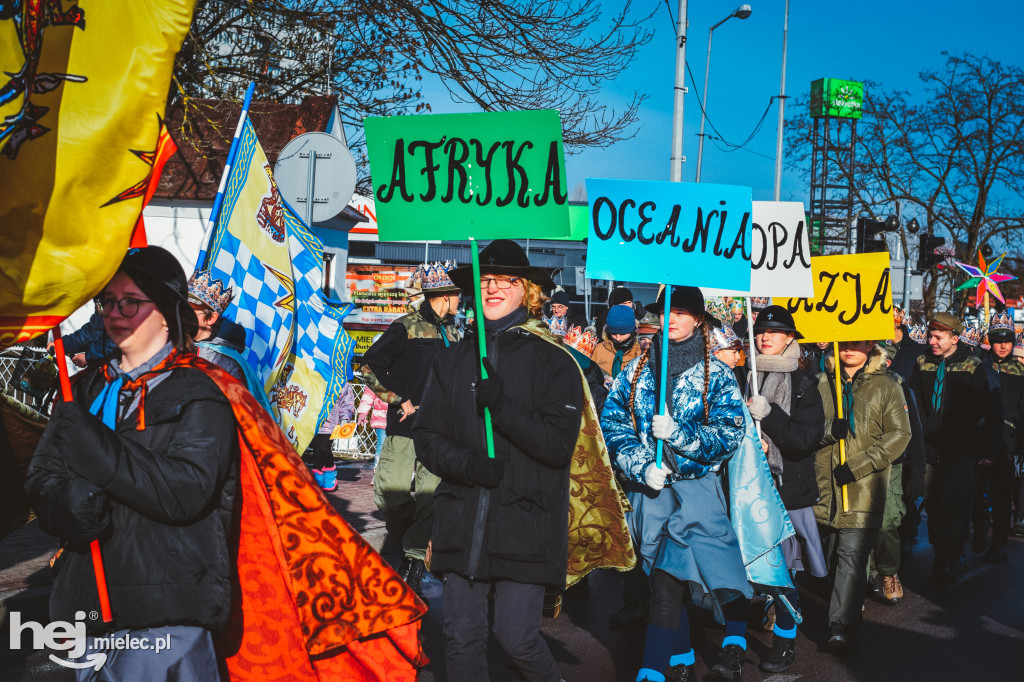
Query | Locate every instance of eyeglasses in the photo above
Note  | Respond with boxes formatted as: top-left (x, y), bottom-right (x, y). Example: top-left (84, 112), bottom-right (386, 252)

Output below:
top-left (98, 296), bottom-right (154, 318)
top-left (479, 276), bottom-right (522, 290)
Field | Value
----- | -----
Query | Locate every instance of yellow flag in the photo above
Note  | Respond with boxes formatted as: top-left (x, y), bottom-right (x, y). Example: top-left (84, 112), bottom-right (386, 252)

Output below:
top-left (0, 1), bottom-right (196, 346)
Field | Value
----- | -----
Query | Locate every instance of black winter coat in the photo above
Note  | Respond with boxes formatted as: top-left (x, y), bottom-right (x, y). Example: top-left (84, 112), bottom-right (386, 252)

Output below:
top-left (890, 330), bottom-right (925, 381)
top-left (25, 364), bottom-right (238, 634)
top-left (361, 305), bottom-right (458, 439)
top-left (413, 322), bottom-right (583, 587)
top-left (759, 368), bottom-right (825, 509)
top-left (909, 342), bottom-right (1001, 463)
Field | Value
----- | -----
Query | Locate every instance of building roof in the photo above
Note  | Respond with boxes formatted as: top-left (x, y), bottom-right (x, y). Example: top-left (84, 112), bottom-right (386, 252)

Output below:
top-left (156, 95), bottom-right (338, 201)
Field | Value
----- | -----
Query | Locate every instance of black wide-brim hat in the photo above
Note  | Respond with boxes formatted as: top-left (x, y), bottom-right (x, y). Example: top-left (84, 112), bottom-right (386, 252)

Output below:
top-left (448, 239), bottom-right (555, 292)
top-left (117, 246), bottom-right (199, 338)
top-left (644, 285), bottom-right (705, 317)
top-left (752, 304), bottom-right (804, 339)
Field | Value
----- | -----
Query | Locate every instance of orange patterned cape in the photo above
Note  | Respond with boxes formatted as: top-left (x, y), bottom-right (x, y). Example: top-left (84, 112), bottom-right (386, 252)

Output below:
top-left (171, 355), bottom-right (427, 680)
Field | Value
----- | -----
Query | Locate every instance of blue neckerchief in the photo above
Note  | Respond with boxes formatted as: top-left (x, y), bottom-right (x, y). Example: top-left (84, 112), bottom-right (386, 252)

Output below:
top-left (842, 378), bottom-right (856, 438)
top-left (932, 359), bottom-right (946, 413)
top-left (88, 376), bottom-right (125, 429)
top-left (195, 341), bottom-right (274, 415)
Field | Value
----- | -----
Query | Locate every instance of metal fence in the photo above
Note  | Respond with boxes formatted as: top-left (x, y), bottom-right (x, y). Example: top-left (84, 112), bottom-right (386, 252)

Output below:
top-left (0, 346), bottom-right (53, 414)
top-left (330, 375), bottom-right (381, 462)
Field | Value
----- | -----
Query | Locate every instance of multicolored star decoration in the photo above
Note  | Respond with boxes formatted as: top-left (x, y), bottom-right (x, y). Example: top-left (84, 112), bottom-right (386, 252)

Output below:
top-left (954, 250), bottom-right (1017, 304)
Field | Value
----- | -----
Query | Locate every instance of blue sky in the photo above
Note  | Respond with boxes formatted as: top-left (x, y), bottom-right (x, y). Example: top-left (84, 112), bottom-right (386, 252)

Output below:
top-left (420, 0), bottom-right (1021, 206)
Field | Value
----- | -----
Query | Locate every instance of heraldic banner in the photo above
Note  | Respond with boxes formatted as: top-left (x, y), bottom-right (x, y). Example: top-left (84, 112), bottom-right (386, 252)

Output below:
top-left (0, 0), bottom-right (196, 347)
top-left (199, 115), bottom-right (355, 452)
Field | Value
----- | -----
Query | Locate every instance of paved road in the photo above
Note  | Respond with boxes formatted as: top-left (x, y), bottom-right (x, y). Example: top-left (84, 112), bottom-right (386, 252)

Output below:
top-left (4, 460), bottom-right (1023, 681)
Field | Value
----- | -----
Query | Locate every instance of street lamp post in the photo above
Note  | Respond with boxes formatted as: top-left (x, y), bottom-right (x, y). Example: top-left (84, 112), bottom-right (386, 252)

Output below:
top-left (773, 0), bottom-right (789, 200)
top-left (669, 0), bottom-right (689, 182)
top-left (695, 4), bottom-right (752, 183)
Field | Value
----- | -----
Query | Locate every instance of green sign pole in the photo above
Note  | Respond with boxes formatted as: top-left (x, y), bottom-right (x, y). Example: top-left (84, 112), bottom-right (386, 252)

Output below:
top-left (470, 238), bottom-right (496, 459)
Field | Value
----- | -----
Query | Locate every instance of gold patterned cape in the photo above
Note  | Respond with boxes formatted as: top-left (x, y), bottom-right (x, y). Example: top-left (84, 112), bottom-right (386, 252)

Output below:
top-left (521, 319), bottom-right (636, 586)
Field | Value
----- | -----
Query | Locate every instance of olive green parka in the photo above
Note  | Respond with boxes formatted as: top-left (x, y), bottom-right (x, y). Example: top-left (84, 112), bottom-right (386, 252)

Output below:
top-left (814, 348), bottom-right (912, 530)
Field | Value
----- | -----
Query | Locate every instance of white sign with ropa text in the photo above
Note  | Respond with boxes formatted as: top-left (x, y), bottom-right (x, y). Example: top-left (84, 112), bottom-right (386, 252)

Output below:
top-left (702, 201), bottom-right (813, 298)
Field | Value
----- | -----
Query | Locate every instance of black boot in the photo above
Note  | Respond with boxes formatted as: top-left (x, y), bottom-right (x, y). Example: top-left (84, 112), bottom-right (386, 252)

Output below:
top-left (825, 622), bottom-right (851, 655)
top-left (665, 663), bottom-right (695, 682)
top-left (759, 634), bottom-right (796, 672)
top-left (709, 644), bottom-right (746, 681)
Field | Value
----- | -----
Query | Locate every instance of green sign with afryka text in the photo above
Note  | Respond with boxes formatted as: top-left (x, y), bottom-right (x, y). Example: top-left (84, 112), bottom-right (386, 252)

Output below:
top-left (364, 110), bottom-right (571, 241)
top-left (810, 78), bottom-right (864, 119)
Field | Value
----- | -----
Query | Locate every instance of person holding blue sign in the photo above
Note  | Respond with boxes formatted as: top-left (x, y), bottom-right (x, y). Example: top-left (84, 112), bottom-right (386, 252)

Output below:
top-left (601, 286), bottom-right (753, 682)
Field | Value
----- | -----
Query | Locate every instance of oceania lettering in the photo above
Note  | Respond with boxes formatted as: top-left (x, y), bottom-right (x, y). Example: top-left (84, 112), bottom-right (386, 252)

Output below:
top-left (375, 137), bottom-right (566, 208)
top-left (590, 196), bottom-right (750, 261)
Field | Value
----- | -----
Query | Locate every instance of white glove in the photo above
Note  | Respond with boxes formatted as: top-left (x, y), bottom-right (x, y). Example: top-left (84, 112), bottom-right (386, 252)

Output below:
top-left (747, 395), bottom-right (771, 421)
top-left (651, 414), bottom-right (676, 441)
top-left (645, 462), bottom-right (669, 491)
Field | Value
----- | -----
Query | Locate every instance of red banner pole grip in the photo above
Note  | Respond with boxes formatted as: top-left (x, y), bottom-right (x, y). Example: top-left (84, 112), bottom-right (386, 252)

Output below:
top-left (51, 326), bottom-right (113, 623)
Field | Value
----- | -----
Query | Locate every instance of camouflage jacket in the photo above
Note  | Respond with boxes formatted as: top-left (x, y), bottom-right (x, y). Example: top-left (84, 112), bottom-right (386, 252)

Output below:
top-left (909, 342), bottom-right (1001, 461)
top-left (993, 354), bottom-right (1024, 459)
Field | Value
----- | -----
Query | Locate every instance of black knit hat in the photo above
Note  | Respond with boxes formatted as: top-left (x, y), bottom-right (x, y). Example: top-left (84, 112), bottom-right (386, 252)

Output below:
top-left (449, 239), bottom-right (555, 291)
top-left (608, 286), bottom-right (634, 308)
top-left (752, 304), bottom-right (803, 339)
top-left (550, 290), bottom-right (570, 306)
top-left (644, 285), bottom-right (705, 317)
top-left (116, 246), bottom-right (199, 346)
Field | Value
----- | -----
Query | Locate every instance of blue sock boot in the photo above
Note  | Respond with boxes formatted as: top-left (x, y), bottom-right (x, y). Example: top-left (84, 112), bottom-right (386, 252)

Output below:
top-left (637, 624), bottom-right (675, 682)
top-left (321, 465), bottom-right (337, 492)
top-left (311, 468), bottom-right (325, 487)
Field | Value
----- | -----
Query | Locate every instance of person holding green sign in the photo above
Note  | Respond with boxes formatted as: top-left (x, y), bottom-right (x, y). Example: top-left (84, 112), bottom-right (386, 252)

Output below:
top-left (413, 240), bottom-right (584, 682)
top-left (601, 286), bottom-right (753, 682)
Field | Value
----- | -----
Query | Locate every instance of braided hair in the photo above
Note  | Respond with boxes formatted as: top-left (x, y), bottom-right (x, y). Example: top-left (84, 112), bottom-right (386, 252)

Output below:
top-left (628, 318), bottom-right (713, 432)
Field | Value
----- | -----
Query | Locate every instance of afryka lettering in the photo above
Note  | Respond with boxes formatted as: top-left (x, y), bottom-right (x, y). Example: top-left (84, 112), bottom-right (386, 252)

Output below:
top-left (376, 137), bottom-right (566, 208)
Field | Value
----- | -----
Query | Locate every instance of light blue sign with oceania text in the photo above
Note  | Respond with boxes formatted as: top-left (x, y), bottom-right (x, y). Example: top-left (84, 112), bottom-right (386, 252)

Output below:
top-left (584, 179), bottom-right (753, 290)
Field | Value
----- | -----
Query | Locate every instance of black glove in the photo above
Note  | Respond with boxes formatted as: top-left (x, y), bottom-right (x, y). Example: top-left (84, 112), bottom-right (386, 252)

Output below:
top-left (906, 474), bottom-right (926, 502)
top-left (833, 463), bottom-right (856, 486)
top-left (465, 456), bottom-right (505, 489)
top-left (58, 478), bottom-right (111, 545)
top-left (476, 357), bottom-right (506, 413)
top-left (830, 418), bottom-right (850, 440)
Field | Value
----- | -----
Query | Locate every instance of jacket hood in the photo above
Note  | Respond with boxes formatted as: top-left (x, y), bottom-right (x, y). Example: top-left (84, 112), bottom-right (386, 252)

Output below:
top-left (824, 344), bottom-right (887, 376)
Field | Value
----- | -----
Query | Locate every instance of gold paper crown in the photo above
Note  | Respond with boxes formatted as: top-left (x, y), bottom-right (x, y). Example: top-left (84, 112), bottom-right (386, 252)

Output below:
top-left (563, 325), bottom-right (598, 358)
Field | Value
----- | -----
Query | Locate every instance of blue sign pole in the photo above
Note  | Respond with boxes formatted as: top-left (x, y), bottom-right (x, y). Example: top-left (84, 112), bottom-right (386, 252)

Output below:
top-left (656, 285), bottom-right (671, 469)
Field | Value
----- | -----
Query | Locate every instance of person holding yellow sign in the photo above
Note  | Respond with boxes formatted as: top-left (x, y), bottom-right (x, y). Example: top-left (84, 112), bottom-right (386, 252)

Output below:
top-left (814, 340), bottom-right (911, 654)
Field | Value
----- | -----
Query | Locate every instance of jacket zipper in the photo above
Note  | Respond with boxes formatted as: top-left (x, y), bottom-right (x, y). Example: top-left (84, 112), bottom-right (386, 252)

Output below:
top-left (466, 488), bottom-right (491, 584)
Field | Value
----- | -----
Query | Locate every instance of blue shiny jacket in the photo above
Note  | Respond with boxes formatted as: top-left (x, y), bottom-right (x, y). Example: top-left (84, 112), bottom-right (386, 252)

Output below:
top-left (601, 352), bottom-right (746, 484)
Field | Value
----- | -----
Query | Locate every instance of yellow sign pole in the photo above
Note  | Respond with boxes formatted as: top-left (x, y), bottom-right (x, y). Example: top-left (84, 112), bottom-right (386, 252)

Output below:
top-left (833, 341), bottom-right (849, 513)
top-left (985, 290), bottom-right (991, 327)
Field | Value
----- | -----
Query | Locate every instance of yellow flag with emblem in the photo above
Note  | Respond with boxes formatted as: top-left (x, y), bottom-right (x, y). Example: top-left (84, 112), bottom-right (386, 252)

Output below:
top-left (0, 0), bottom-right (196, 346)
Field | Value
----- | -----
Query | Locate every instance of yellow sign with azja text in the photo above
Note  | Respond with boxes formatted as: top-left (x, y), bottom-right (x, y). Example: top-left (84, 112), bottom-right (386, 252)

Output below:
top-left (772, 252), bottom-right (894, 344)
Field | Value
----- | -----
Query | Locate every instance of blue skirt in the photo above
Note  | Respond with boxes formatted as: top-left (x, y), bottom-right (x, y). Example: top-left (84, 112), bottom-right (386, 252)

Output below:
top-left (628, 473), bottom-right (753, 623)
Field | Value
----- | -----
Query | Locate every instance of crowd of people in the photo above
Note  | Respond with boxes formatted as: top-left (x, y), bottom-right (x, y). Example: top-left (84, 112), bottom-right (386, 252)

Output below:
top-left (35, 241), bottom-right (1022, 681)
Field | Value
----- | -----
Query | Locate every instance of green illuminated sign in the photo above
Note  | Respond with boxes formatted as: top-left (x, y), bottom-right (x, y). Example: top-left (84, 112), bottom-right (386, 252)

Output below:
top-left (810, 78), bottom-right (864, 119)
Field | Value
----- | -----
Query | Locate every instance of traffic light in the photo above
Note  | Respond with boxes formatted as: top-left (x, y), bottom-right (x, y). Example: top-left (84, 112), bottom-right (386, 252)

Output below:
top-left (916, 234), bottom-right (946, 271)
top-left (855, 217), bottom-right (889, 253)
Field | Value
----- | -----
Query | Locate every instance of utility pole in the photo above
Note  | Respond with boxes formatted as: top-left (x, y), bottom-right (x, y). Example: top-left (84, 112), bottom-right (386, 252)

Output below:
top-left (669, 0), bottom-right (689, 182)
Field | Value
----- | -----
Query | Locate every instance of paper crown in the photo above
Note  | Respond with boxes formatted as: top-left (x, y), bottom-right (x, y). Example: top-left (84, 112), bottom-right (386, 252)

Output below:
top-left (908, 324), bottom-right (928, 344)
top-left (730, 299), bottom-right (744, 313)
top-left (1015, 330), bottom-right (1024, 356)
top-left (960, 322), bottom-right (982, 347)
top-left (422, 261), bottom-right (459, 291)
top-left (750, 297), bottom-right (771, 311)
top-left (563, 325), bottom-right (598, 358)
top-left (405, 265), bottom-right (426, 291)
top-left (710, 325), bottom-right (742, 355)
top-left (990, 309), bottom-right (1015, 333)
top-left (704, 298), bottom-right (731, 325)
top-left (893, 304), bottom-right (906, 327)
top-left (187, 270), bottom-right (233, 315)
